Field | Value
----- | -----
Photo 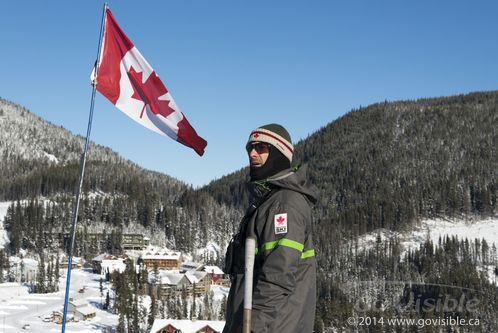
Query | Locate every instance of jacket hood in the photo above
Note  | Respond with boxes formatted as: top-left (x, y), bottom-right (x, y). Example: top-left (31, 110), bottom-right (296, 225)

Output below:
top-left (252, 165), bottom-right (319, 204)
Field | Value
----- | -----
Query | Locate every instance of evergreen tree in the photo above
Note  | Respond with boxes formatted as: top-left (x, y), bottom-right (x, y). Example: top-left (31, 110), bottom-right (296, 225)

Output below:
top-left (190, 283), bottom-right (197, 320)
top-left (46, 259), bottom-right (53, 292)
top-left (0, 250), bottom-right (5, 283)
top-left (35, 254), bottom-right (46, 293)
top-left (117, 312), bottom-right (126, 333)
top-left (104, 291), bottom-right (110, 311)
top-left (159, 299), bottom-right (166, 319)
top-left (148, 285), bottom-right (157, 330)
top-left (181, 287), bottom-right (188, 319)
top-left (218, 295), bottom-right (227, 321)
top-left (54, 253), bottom-right (60, 291)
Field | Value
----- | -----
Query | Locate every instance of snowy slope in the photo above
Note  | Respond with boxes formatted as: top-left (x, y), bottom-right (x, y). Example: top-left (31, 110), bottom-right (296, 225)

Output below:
top-left (356, 216), bottom-right (498, 287)
top-left (357, 217), bottom-right (498, 253)
top-left (403, 217), bottom-right (498, 253)
top-left (0, 98), bottom-right (119, 165)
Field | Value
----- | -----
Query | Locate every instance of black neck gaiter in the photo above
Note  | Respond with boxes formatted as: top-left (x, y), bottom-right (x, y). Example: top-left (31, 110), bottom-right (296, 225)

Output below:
top-left (250, 146), bottom-right (291, 181)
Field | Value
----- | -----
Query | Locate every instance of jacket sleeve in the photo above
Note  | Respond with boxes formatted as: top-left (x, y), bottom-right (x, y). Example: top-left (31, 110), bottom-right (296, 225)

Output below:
top-left (250, 198), bottom-right (308, 332)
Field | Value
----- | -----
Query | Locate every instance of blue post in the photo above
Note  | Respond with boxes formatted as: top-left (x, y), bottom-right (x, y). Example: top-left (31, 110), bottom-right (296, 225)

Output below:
top-left (61, 3), bottom-right (107, 333)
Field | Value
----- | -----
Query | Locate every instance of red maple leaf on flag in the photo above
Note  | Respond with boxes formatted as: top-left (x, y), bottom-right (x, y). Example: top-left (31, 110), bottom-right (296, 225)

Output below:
top-left (277, 216), bottom-right (286, 225)
top-left (127, 66), bottom-right (176, 119)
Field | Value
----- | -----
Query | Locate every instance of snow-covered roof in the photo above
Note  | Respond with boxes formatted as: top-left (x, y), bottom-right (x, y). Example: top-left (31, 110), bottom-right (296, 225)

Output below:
top-left (102, 258), bottom-right (125, 265)
top-left (75, 305), bottom-right (96, 316)
top-left (155, 271), bottom-right (187, 286)
top-left (150, 319), bottom-right (225, 333)
top-left (69, 299), bottom-right (89, 307)
top-left (141, 246), bottom-right (182, 260)
top-left (142, 252), bottom-right (181, 260)
top-left (61, 256), bottom-right (84, 264)
top-left (204, 265), bottom-right (224, 275)
top-left (180, 261), bottom-right (204, 271)
top-left (101, 259), bottom-right (126, 274)
top-left (185, 271), bottom-right (208, 284)
top-left (92, 253), bottom-right (117, 261)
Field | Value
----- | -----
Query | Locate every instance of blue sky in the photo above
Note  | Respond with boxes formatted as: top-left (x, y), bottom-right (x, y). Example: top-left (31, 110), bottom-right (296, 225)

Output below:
top-left (1, 1), bottom-right (497, 187)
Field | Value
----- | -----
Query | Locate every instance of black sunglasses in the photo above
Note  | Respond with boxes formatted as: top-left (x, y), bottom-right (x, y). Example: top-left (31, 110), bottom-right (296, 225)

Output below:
top-left (246, 142), bottom-right (270, 153)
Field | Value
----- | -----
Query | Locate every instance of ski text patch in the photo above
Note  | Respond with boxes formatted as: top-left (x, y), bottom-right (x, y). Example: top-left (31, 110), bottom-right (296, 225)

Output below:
top-left (274, 213), bottom-right (288, 235)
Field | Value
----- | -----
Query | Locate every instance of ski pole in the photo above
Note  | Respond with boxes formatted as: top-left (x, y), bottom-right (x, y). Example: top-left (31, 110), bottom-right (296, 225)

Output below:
top-left (243, 236), bottom-right (256, 333)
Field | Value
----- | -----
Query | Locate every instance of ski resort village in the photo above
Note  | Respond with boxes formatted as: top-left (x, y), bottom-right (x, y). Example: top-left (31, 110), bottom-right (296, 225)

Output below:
top-left (0, 201), bottom-right (228, 333)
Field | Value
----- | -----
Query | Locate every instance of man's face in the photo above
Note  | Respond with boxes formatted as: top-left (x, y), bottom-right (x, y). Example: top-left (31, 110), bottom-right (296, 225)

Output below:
top-left (246, 142), bottom-right (270, 168)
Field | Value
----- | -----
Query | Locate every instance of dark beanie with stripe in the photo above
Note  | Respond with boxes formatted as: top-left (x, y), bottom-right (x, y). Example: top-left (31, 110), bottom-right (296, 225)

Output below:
top-left (248, 123), bottom-right (294, 181)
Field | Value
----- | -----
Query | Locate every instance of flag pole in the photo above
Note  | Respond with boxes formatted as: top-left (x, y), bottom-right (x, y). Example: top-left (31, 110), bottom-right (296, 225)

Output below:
top-left (61, 3), bottom-right (107, 333)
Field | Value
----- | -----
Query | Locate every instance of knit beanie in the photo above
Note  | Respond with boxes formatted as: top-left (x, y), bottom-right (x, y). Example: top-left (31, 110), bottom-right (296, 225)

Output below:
top-left (247, 124), bottom-right (294, 163)
top-left (248, 124), bottom-right (294, 181)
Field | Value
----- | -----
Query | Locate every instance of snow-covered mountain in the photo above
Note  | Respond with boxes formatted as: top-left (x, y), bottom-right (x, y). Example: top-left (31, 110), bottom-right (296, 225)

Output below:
top-left (0, 97), bottom-right (186, 202)
top-left (0, 97), bottom-right (119, 165)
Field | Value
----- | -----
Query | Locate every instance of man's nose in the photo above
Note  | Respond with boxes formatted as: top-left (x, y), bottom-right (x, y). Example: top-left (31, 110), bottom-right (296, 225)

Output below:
top-left (249, 149), bottom-right (258, 158)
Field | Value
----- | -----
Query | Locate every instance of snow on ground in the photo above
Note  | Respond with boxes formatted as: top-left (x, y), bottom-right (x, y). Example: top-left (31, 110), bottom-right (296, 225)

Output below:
top-left (357, 216), bottom-right (498, 254)
top-left (402, 217), bottom-right (498, 253)
top-left (0, 269), bottom-right (118, 333)
top-left (356, 216), bottom-right (498, 286)
top-left (42, 151), bottom-right (59, 163)
top-left (195, 242), bottom-right (221, 261)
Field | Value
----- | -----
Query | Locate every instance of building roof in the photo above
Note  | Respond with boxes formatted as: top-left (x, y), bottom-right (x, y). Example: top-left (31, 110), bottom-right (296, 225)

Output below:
top-left (180, 261), bottom-right (204, 272)
top-left (101, 259), bottom-right (126, 274)
top-left (142, 252), bottom-right (181, 260)
top-left (69, 299), bottom-right (88, 307)
top-left (60, 256), bottom-right (83, 265)
top-left (203, 266), bottom-right (224, 275)
top-left (139, 245), bottom-right (182, 260)
top-left (92, 253), bottom-right (117, 262)
top-left (185, 271), bottom-right (208, 284)
top-left (155, 271), bottom-right (188, 286)
top-left (150, 319), bottom-right (225, 333)
top-left (75, 305), bottom-right (96, 316)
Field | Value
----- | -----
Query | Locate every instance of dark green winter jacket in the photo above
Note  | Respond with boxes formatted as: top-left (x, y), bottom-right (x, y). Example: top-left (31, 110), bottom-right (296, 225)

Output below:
top-left (223, 166), bottom-right (318, 333)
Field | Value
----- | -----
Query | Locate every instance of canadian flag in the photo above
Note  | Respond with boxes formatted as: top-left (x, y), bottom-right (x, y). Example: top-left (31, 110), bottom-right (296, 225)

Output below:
top-left (92, 8), bottom-right (207, 156)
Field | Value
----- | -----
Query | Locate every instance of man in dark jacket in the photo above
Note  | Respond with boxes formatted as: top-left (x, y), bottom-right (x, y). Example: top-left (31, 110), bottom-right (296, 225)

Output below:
top-left (223, 124), bottom-right (318, 333)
